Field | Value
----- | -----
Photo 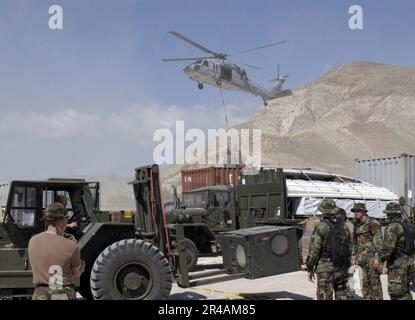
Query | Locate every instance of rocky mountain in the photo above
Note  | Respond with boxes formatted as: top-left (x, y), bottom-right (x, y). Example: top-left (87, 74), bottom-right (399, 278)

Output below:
top-left (161, 61), bottom-right (415, 196)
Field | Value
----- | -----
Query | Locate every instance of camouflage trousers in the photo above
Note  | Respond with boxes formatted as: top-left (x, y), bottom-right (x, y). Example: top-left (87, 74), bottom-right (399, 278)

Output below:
top-left (32, 286), bottom-right (77, 300)
top-left (316, 269), bottom-right (348, 300)
top-left (387, 256), bottom-right (415, 300)
top-left (358, 258), bottom-right (383, 300)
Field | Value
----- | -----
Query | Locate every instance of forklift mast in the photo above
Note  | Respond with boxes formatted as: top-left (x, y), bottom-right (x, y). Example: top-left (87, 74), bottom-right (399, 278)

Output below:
top-left (130, 165), bottom-right (171, 256)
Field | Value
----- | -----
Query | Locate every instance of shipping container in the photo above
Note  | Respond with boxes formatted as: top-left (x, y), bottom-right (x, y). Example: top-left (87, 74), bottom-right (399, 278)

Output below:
top-left (181, 166), bottom-right (244, 192)
top-left (356, 154), bottom-right (415, 206)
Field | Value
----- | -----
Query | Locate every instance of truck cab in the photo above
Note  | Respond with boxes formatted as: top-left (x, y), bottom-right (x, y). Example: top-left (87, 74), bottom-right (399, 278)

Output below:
top-left (180, 185), bottom-right (234, 231)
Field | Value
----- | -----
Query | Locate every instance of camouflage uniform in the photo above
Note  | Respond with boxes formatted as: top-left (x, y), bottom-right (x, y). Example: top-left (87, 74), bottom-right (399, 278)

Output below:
top-left (377, 202), bottom-right (415, 300)
top-left (344, 218), bottom-right (356, 298)
top-left (352, 203), bottom-right (383, 300)
top-left (337, 208), bottom-right (356, 299)
top-left (32, 286), bottom-right (77, 300)
top-left (306, 200), bottom-right (351, 300)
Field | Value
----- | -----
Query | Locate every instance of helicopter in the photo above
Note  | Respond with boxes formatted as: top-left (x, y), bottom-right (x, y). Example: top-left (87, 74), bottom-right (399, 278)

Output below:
top-left (162, 31), bottom-right (292, 105)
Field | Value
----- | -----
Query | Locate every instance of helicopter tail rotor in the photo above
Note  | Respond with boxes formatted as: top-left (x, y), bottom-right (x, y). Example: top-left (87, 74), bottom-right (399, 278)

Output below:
top-left (268, 64), bottom-right (290, 95)
top-left (268, 64), bottom-right (289, 83)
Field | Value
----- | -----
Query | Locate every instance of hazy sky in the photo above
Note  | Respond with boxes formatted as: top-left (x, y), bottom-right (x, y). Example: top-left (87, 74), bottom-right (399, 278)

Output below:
top-left (0, 0), bottom-right (414, 179)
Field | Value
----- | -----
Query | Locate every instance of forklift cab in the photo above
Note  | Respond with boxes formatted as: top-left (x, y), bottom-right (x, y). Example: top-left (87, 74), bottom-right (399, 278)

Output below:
top-left (1, 179), bottom-right (99, 248)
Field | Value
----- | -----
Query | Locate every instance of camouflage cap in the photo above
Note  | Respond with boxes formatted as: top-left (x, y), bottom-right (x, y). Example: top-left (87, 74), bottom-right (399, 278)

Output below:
top-left (383, 202), bottom-right (402, 215)
top-left (44, 202), bottom-right (68, 220)
top-left (318, 199), bottom-right (339, 214)
top-left (351, 202), bottom-right (367, 213)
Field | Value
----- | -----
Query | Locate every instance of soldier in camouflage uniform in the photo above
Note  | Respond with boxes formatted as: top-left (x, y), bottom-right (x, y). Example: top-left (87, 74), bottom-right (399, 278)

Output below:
top-left (306, 199), bottom-right (351, 300)
top-left (337, 208), bottom-right (356, 299)
top-left (352, 202), bottom-right (383, 300)
top-left (374, 202), bottom-right (415, 300)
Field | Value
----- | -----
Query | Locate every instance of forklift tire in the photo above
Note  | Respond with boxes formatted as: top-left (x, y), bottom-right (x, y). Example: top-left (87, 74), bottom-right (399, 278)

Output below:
top-left (90, 239), bottom-right (172, 300)
top-left (183, 238), bottom-right (198, 271)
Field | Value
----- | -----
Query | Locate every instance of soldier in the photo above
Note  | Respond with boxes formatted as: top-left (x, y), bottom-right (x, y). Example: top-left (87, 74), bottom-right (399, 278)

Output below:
top-left (352, 202), bottom-right (383, 300)
top-left (28, 202), bottom-right (85, 300)
top-left (306, 199), bottom-right (352, 300)
top-left (55, 194), bottom-right (82, 240)
top-left (55, 194), bottom-right (68, 208)
top-left (337, 208), bottom-right (356, 299)
top-left (373, 202), bottom-right (415, 300)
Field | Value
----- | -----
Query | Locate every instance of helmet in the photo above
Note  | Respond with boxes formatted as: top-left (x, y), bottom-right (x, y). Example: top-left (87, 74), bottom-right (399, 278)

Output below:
top-left (351, 202), bottom-right (367, 213)
top-left (44, 202), bottom-right (68, 221)
top-left (318, 199), bottom-right (338, 215)
top-left (383, 202), bottom-right (402, 215)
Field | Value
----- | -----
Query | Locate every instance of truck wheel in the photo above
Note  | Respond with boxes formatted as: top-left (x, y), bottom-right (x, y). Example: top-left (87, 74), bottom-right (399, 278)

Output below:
top-left (183, 238), bottom-right (198, 271)
top-left (90, 239), bottom-right (172, 300)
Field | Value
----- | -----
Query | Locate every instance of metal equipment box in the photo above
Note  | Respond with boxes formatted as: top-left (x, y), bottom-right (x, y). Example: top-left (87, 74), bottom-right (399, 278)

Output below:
top-left (217, 225), bottom-right (301, 279)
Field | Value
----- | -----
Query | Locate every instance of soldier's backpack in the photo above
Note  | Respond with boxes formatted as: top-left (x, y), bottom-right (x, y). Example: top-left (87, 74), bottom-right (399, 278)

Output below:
top-left (397, 220), bottom-right (415, 255)
top-left (322, 220), bottom-right (351, 268)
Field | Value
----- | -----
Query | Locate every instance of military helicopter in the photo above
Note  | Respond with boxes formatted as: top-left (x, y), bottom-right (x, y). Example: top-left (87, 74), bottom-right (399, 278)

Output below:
top-left (162, 31), bottom-right (292, 105)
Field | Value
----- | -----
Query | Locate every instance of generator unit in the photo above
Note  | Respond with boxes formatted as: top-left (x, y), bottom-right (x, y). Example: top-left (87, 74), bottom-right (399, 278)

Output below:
top-left (217, 225), bottom-right (301, 279)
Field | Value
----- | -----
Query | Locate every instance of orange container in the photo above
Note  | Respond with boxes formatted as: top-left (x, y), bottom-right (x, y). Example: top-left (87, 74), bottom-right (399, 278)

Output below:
top-left (181, 166), bottom-right (244, 192)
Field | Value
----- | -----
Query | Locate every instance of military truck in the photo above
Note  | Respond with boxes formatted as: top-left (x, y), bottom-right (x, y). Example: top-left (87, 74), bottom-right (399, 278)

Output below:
top-left (166, 167), bottom-right (399, 266)
top-left (0, 166), bottom-right (302, 299)
top-left (165, 185), bottom-right (235, 269)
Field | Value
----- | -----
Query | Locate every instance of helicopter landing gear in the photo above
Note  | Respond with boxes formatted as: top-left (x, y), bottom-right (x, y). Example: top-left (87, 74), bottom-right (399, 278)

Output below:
top-left (197, 81), bottom-right (203, 90)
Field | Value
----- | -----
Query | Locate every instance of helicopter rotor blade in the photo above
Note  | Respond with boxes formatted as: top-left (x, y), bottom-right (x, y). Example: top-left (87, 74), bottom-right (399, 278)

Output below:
top-left (231, 41), bottom-right (287, 56)
top-left (168, 31), bottom-right (218, 56)
top-left (162, 56), bottom-right (213, 62)
top-left (237, 62), bottom-right (263, 70)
